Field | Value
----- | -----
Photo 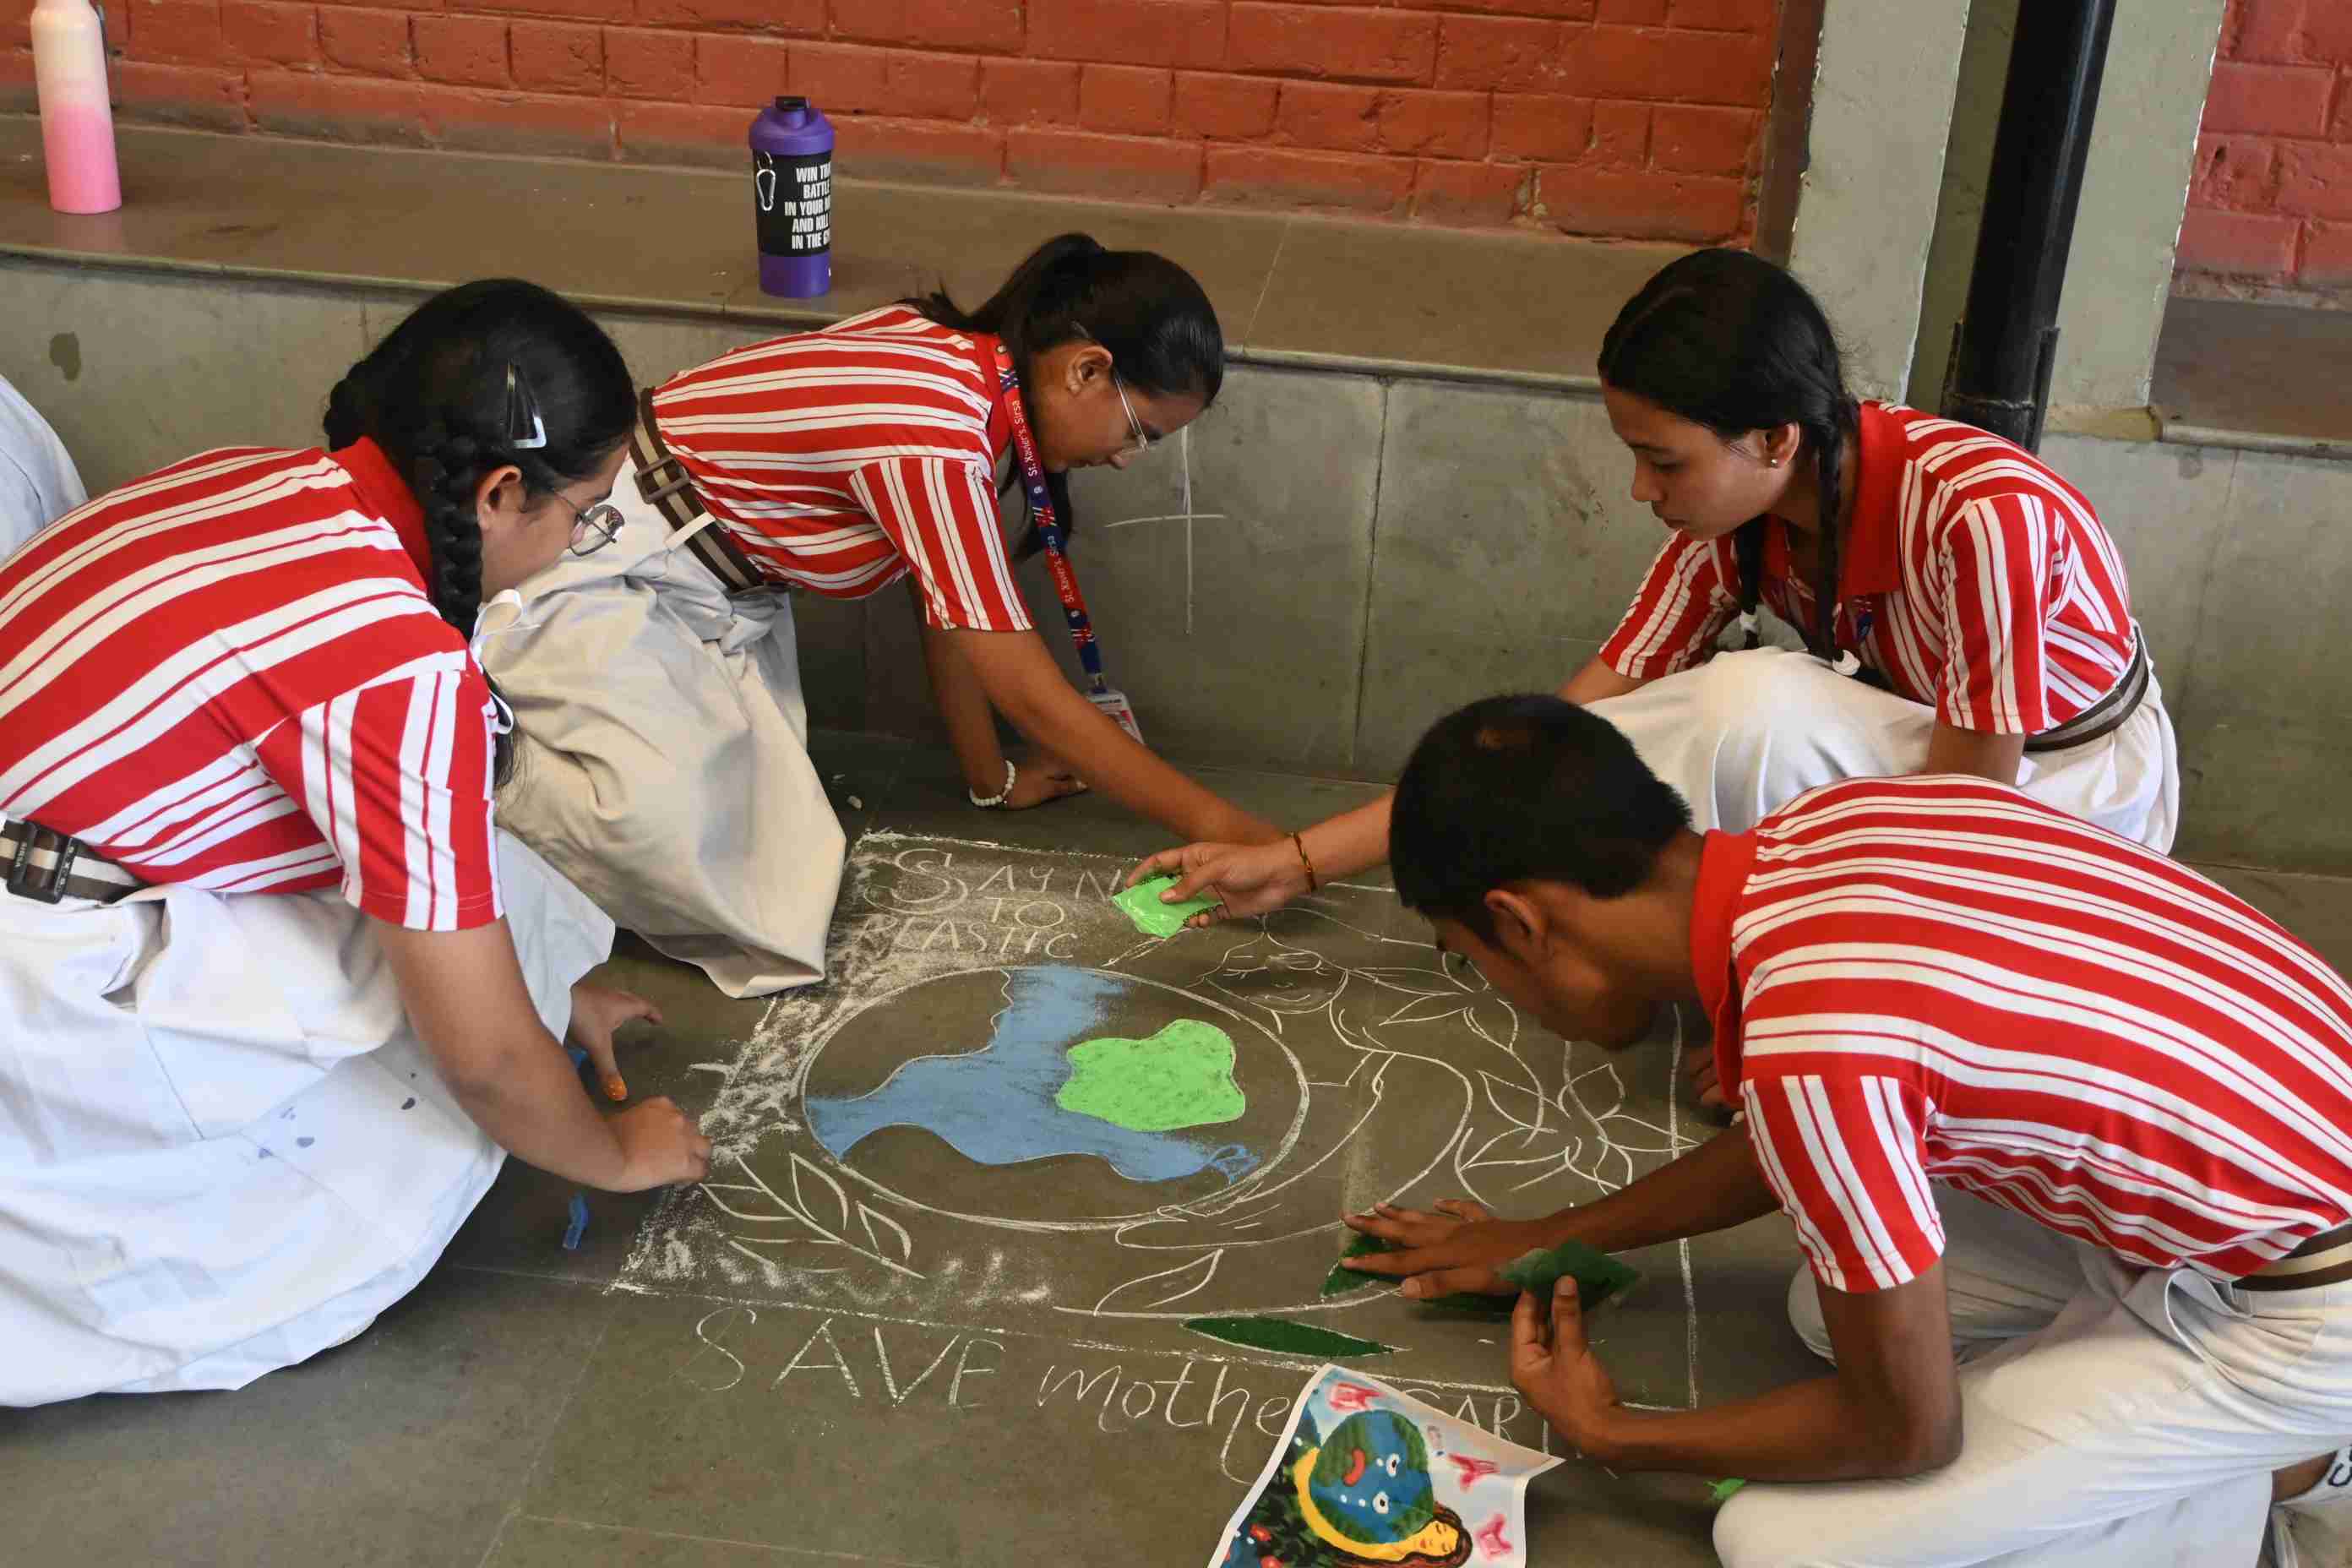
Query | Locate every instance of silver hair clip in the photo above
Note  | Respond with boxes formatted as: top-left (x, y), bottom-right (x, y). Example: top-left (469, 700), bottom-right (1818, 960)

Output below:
top-left (504, 363), bottom-right (549, 450)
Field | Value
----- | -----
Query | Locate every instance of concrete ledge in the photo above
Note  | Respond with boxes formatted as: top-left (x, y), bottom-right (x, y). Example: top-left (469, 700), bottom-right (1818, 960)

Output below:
top-left (0, 117), bottom-right (1678, 397)
top-left (2151, 297), bottom-right (2352, 457)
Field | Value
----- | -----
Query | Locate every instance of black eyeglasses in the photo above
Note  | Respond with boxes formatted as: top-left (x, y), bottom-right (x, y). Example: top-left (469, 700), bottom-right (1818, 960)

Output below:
top-left (552, 493), bottom-right (623, 557)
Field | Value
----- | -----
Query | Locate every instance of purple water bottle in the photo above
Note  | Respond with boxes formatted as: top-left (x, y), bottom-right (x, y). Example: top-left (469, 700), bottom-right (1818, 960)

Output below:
top-left (752, 95), bottom-right (833, 298)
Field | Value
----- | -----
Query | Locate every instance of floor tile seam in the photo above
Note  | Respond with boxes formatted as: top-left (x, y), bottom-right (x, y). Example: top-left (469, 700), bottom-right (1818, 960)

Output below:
top-left (482, 1299), bottom-right (623, 1568)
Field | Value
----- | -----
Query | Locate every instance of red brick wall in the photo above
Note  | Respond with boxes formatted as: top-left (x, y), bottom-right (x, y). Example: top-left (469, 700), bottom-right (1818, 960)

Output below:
top-left (2, 0), bottom-right (1782, 240)
top-left (2180, 0), bottom-right (2352, 297)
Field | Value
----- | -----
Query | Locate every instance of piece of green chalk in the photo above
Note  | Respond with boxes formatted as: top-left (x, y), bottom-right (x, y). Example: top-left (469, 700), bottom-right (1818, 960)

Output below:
top-left (1496, 1239), bottom-right (1642, 1309)
top-left (1111, 874), bottom-right (1218, 938)
top-left (1709, 1478), bottom-right (1748, 1504)
top-left (1331, 1232), bottom-right (1641, 1316)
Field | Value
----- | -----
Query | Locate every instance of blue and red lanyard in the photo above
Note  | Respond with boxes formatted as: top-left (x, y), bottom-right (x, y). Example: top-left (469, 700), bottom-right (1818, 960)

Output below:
top-left (994, 341), bottom-right (1111, 695)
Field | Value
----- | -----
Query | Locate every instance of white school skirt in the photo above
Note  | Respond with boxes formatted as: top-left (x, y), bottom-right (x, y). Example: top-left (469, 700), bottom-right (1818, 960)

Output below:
top-left (476, 455), bottom-right (847, 999)
top-left (1591, 646), bottom-right (2180, 851)
top-left (0, 831), bottom-right (611, 1406)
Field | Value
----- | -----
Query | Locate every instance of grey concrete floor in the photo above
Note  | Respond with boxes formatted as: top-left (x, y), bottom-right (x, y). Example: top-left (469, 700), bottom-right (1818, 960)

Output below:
top-left (8, 731), bottom-right (2352, 1568)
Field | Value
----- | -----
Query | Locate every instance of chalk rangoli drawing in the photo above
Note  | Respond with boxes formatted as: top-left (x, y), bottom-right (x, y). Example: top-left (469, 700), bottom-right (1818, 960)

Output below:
top-left (619, 832), bottom-right (1705, 1399)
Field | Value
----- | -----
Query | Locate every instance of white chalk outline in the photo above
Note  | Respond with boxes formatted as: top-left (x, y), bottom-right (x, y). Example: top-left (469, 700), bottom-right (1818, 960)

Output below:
top-left (618, 832), bottom-right (1704, 1407)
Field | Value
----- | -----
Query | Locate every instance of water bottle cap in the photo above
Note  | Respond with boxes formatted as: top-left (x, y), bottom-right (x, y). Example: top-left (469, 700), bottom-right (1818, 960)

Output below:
top-left (774, 95), bottom-right (808, 120)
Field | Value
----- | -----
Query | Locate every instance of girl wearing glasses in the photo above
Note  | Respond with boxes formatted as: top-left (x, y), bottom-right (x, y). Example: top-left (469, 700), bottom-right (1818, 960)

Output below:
top-left (0, 280), bottom-right (710, 1404)
top-left (481, 232), bottom-right (1279, 999)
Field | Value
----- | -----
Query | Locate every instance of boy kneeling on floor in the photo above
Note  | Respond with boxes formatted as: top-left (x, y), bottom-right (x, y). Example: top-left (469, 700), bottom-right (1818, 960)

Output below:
top-left (1343, 694), bottom-right (2352, 1568)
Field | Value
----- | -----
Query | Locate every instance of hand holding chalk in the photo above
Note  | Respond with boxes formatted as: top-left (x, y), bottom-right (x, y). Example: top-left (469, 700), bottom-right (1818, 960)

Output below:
top-left (608, 1098), bottom-right (713, 1190)
top-left (1112, 874), bottom-right (1217, 937)
top-left (1124, 837), bottom-right (1309, 928)
top-left (566, 982), bottom-right (663, 1102)
top-left (1510, 1274), bottom-right (1625, 1457)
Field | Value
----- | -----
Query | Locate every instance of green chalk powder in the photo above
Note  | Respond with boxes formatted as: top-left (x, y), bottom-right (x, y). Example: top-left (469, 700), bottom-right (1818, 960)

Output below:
top-left (1330, 1232), bottom-right (1641, 1315)
top-left (1055, 1021), bottom-right (1245, 1132)
top-left (1183, 1316), bottom-right (1396, 1358)
top-left (1111, 874), bottom-right (1218, 938)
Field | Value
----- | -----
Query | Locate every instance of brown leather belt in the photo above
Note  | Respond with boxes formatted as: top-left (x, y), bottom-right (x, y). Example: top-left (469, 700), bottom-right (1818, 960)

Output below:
top-left (2239, 1220), bottom-right (2352, 1292)
top-left (629, 387), bottom-right (771, 599)
top-left (2023, 626), bottom-right (2151, 754)
top-left (1, 818), bottom-right (143, 904)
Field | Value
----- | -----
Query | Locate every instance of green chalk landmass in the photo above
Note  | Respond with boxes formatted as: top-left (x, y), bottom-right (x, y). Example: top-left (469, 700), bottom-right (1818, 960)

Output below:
top-left (1182, 1315), bottom-right (1396, 1358)
top-left (1330, 1231), bottom-right (1641, 1316)
top-left (1111, 874), bottom-right (1218, 938)
top-left (1055, 1021), bottom-right (1245, 1132)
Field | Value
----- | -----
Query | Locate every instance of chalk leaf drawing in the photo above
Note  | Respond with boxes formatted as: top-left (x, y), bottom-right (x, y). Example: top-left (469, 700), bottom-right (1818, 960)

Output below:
top-left (1087, 1247), bottom-right (1222, 1316)
top-left (697, 1149), bottom-right (924, 1282)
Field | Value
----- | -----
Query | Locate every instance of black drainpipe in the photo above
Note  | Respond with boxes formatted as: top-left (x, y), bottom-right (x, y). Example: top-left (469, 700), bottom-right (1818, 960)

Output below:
top-left (1940, 0), bottom-right (2119, 452)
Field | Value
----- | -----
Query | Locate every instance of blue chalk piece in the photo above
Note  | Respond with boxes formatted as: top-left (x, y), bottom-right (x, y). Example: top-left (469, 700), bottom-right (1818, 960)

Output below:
top-left (563, 1192), bottom-right (589, 1251)
top-left (565, 1044), bottom-right (589, 1069)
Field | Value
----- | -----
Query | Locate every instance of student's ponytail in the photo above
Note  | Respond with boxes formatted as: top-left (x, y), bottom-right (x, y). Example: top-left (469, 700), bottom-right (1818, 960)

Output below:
top-left (907, 233), bottom-right (1224, 558)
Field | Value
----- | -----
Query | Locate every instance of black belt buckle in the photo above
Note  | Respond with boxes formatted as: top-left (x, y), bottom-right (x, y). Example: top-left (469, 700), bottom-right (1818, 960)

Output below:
top-left (7, 823), bottom-right (76, 903)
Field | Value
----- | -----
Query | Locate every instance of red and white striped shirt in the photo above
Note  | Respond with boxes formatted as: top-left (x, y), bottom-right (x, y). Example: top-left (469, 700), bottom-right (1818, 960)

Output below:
top-left (649, 306), bottom-right (1032, 633)
top-left (1696, 775), bottom-right (2352, 1293)
top-left (0, 440), bottom-right (504, 931)
top-left (1602, 403), bottom-right (2140, 736)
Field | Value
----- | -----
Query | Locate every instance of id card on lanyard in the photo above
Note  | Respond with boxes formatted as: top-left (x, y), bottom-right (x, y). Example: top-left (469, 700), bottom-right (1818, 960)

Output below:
top-left (994, 341), bottom-right (1146, 744)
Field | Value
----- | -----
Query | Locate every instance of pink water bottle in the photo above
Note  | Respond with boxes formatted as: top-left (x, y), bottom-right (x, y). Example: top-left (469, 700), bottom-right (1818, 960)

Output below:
top-left (31, 0), bottom-right (121, 215)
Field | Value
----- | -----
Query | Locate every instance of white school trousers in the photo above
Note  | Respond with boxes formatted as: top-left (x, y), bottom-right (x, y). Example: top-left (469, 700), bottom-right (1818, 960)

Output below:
top-left (1717, 1186), bottom-right (2352, 1567)
top-left (476, 455), bottom-right (847, 999)
top-left (1590, 647), bottom-right (2180, 852)
top-left (0, 831), bottom-right (611, 1406)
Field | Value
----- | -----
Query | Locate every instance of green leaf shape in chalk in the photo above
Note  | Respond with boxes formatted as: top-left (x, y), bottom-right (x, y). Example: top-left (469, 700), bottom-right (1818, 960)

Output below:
top-left (1321, 1230), bottom-right (1391, 1296)
top-left (1054, 1021), bottom-right (1244, 1133)
top-left (1110, 874), bottom-right (1219, 938)
top-left (1331, 1233), bottom-right (1641, 1317)
top-left (1182, 1316), bottom-right (1396, 1358)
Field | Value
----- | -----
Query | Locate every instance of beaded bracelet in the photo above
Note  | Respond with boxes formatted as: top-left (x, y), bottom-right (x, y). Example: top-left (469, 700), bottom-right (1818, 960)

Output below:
top-left (969, 759), bottom-right (1016, 808)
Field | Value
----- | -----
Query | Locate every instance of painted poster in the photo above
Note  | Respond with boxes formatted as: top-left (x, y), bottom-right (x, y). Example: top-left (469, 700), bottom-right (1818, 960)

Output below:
top-left (1211, 1365), bottom-right (1561, 1568)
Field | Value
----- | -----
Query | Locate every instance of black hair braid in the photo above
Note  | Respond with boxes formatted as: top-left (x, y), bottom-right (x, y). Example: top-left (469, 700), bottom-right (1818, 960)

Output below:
top-left (1807, 416), bottom-right (1848, 661)
top-left (411, 429), bottom-right (493, 637)
top-left (1730, 516), bottom-right (1767, 650)
top-left (412, 427), bottom-right (527, 787)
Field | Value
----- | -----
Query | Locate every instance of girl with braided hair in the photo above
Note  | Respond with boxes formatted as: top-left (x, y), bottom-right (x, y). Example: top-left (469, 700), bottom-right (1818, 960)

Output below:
top-left (0, 279), bottom-right (710, 1405)
top-left (480, 233), bottom-right (1278, 999)
top-left (1130, 251), bottom-right (2178, 1026)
